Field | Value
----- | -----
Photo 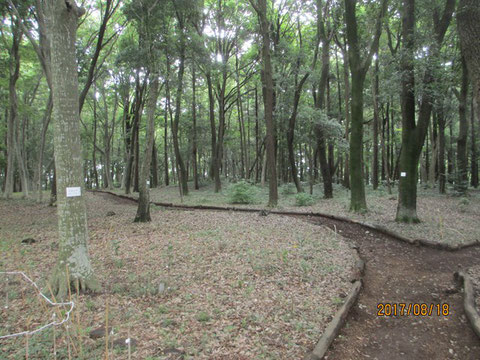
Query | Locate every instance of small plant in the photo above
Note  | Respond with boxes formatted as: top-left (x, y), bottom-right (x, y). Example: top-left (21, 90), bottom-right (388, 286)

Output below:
top-left (228, 181), bottom-right (256, 204)
top-left (196, 311), bottom-right (211, 322)
top-left (111, 239), bottom-right (120, 256)
top-left (295, 192), bottom-right (314, 206)
top-left (281, 183), bottom-right (296, 195)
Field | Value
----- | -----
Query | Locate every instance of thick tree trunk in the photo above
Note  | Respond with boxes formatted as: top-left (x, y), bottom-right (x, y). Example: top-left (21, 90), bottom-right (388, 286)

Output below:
top-left (458, 0), bottom-right (480, 185)
top-left (47, 0), bottom-right (98, 298)
top-left (255, 0), bottom-right (278, 206)
top-left (135, 75), bottom-right (159, 222)
top-left (344, 0), bottom-right (386, 211)
top-left (349, 74), bottom-right (367, 211)
top-left (396, 0), bottom-right (454, 221)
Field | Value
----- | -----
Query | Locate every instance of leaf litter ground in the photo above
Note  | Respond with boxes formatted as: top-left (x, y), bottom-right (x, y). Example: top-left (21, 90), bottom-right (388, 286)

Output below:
top-left (0, 192), bottom-right (357, 359)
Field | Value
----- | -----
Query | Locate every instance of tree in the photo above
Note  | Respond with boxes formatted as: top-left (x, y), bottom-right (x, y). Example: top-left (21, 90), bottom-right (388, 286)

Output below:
top-left (396, 0), bottom-right (455, 222)
top-left (47, 0), bottom-right (98, 297)
top-left (458, 0), bottom-right (480, 189)
top-left (1, 14), bottom-right (22, 198)
top-left (344, 0), bottom-right (387, 211)
top-left (250, 0), bottom-right (278, 207)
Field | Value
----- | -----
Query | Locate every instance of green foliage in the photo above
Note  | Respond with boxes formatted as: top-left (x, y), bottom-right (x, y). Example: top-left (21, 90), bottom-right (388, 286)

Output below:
top-left (281, 183), bottom-right (296, 195)
top-left (228, 181), bottom-right (256, 204)
top-left (295, 193), bottom-right (314, 206)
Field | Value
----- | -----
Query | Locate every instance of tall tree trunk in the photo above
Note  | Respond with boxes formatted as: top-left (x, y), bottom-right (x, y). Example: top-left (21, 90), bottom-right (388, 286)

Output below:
top-left (171, 29), bottom-right (188, 196)
top-left (455, 57), bottom-right (469, 194)
top-left (344, 0), bottom-right (387, 211)
top-left (3, 18), bottom-right (22, 199)
top-left (135, 75), bottom-right (159, 222)
top-left (36, 93), bottom-right (53, 202)
top-left (438, 107), bottom-right (446, 194)
top-left (47, 0), bottom-right (98, 298)
top-left (471, 98), bottom-right (479, 187)
top-left (191, 62), bottom-right (199, 190)
top-left (372, 56), bottom-right (380, 190)
top-left (396, 0), bottom-right (454, 222)
top-left (151, 140), bottom-right (158, 188)
top-left (252, 0), bottom-right (278, 206)
top-left (92, 90), bottom-right (99, 189)
top-left (458, 0), bottom-right (480, 187)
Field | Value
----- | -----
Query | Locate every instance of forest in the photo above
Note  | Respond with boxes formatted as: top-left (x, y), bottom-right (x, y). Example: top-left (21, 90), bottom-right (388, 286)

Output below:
top-left (1, 0), bottom-right (480, 359)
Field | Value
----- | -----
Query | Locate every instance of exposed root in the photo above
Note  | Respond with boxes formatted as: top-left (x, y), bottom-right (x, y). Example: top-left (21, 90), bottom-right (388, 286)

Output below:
top-left (48, 267), bottom-right (100, 300)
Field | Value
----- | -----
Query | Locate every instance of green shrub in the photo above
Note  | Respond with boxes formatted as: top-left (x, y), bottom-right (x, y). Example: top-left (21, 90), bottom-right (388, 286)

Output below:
top-left (295, 192), bottom-right (314, 206)
top-left (228, 181), bottom-right (256, 204)
top-left (281, 183), bottom-right (296, 195)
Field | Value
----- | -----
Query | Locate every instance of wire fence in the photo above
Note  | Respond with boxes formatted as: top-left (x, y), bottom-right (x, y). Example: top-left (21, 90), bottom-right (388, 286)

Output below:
top-left (0, 271), bottom-right (74, 340)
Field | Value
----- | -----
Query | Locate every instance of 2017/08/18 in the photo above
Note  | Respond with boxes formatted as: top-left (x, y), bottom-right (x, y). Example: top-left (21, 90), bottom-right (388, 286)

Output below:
top-left (377, 303), bottom-right (450, 317)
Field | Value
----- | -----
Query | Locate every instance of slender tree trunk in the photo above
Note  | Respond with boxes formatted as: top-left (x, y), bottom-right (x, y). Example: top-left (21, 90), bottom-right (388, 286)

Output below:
top-left (171, 30), bottom-right (188, 196)
top-left (151, 140), bottom-right (158, 188)
top-left (372, 56), bottom-right (380, 190)
top-left (3, 18), bottom-right (22, 199)
top-left (471, 98), bottom-right (479, 187)
top-left (135, 75), bottom-right (159, 222)
top-left (341, 44), bottom-right (351, 189)
top-left (438, 108), bottom-right (446, 194)
top-left (191, 62), bottom-right (199, 190)
top-left (92, 90), bottom-right (99, 189)
top-left (456, 57), bottom-right (469, 194)
top-left (47, 0), bottom-right (98, 298)
top-left (36, 93), bottom-right (53, 202)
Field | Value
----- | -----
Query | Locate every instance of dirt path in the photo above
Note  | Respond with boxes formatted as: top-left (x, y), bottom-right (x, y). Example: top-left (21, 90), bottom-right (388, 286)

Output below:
top-left (307, 217), bottom-right (480, 360)
top-left (97, 192), bottom-right (480, 359)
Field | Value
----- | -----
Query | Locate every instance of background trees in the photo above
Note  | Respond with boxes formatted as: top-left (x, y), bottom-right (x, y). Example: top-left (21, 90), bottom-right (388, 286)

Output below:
top-left (0, 0), bottom-right (478, 224)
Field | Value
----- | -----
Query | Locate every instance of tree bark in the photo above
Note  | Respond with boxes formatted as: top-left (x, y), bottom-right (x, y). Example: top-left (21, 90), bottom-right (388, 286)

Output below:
top-left (135, 75), bottom-right (159, 222)
top-left (252, 0), bottom-right (278, 206)
top-left (3, 17), bottom-right (22, 199)
top-left (372, 56), bottom-right (380, 190)
top-left (455, 57), bottom-right (469, 194)
top-left (344, 0), bottom-right (387, 211)
top-left (47, 0), bottom-right (98, 298)
top-left (471, 98), bottom-right (479, 187)
top-left (171, 25), bottom-right (188, 196)
top-left (191, 62), bottom-right (199, 190)
top-left (458, 0), bottom-right (480, 190)
top-left (396, 0), bottom-right (455, 222)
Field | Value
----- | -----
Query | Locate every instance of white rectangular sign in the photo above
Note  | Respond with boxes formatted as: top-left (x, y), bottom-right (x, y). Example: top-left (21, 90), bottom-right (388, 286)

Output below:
top-left (400, 172), bottom-right (407, 177)
top-left (66, 187), bottom-right (82, 197)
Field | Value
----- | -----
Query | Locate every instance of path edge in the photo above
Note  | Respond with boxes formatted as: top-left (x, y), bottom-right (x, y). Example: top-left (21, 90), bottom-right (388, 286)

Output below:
top-left (305, 280), bottom-right (362, 360)
top-left (94, 190), bottom-right (479, 251)
top-left (455, 271), bottom-right (480, 339)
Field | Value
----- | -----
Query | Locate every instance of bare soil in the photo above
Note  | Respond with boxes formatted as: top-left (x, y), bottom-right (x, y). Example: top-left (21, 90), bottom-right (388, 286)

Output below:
top-left (305, 217), bottom-right (480, 360)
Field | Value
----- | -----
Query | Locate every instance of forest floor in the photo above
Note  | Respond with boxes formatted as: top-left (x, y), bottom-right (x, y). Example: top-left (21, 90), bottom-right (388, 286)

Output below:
top-left (0, 192), bottom-right (358, 359)
top-left (111, 181), bottom-right (480, 247)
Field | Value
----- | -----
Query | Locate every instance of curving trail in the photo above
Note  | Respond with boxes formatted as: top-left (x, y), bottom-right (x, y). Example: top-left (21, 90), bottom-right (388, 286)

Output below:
top-left (306, 217), bottom-right (480, 360)
top-left (96, 191), bottom-right (480, 359)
